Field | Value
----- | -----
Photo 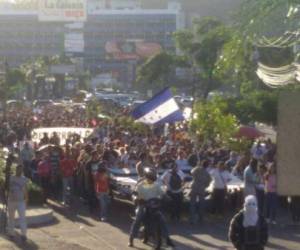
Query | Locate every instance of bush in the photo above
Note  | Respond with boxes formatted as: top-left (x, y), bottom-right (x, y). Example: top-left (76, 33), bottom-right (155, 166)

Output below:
top-left (0, 149), bottom-right (44, 206)
top-left (27, 181), bottom-right (44, 206)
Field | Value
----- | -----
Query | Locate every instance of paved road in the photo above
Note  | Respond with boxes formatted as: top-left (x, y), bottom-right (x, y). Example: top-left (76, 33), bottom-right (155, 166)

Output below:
top-left (0, 199), bottom-right (299, 250)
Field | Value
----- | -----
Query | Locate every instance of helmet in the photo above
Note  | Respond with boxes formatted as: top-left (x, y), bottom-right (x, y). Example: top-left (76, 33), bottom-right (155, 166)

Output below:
top-left (144, 167), bottom-right (157, 182)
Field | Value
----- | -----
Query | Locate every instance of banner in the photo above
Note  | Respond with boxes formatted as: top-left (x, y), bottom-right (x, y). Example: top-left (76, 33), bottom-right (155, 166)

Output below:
top-left (105, 41), bottom-right (162, 61)
top-left (31, 127), bottom-right (94, 145)
top-left (39, 0), bottom-right (87, 22)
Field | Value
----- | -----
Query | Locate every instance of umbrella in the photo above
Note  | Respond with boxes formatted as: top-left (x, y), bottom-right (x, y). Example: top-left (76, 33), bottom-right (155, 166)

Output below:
top-left (235, 126), bottom-right (265, 140)
top-left (37, 144), bottom-right (56, 152)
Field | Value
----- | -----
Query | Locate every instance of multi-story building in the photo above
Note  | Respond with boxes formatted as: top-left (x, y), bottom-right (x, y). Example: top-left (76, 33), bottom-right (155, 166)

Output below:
top-left (0, 0), bottom-right (183, 86)
top-left (0, 0), bottom-right (240, 86)
top-left (0, 10), bottom-right (65, 66)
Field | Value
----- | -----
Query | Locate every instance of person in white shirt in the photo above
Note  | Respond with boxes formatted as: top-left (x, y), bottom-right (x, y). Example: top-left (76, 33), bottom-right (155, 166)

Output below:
top-left (210, 161), bottom-right (231, 216)
top-left (7, 165), bottom-right (28, 242)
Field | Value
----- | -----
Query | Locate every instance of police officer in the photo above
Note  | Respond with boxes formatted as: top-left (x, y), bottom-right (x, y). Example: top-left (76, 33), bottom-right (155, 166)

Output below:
top-left (128, 167), bottom-right (174, 248)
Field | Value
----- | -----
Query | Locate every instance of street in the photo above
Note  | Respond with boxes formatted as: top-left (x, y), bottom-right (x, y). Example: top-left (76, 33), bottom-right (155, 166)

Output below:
top-left (0, 199), bottom-right (299, 250)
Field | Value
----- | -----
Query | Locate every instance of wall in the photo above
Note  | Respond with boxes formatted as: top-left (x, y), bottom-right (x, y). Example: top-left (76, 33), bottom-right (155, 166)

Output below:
top-left (277, 91), bottom-right (300, 196)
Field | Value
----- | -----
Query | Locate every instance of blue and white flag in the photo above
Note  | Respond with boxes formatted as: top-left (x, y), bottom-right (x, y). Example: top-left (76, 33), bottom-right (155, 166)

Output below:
top-left (131, 88), bottom-right (184, 125)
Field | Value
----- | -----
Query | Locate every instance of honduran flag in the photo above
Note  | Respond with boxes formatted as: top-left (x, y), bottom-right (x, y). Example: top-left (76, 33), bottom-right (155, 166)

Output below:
top-left (131, 88), bottom-right (184, 125)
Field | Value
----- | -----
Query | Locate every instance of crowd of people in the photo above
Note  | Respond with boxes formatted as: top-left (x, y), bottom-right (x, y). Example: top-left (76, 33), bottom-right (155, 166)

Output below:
top-left (1, 101), bottom-right (299, 249)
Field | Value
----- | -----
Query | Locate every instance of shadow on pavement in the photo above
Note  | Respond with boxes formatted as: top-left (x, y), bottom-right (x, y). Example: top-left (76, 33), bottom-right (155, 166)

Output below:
top-left (29, 216), bottom-right (60, 229)
top-left (47, 200), bottom-right (95, 227)
top-left (1, 233), bottom-right (39, 250)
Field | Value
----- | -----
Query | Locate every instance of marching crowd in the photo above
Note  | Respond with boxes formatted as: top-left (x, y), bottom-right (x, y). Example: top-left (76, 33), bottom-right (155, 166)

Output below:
top-left (1, 102), bottom-right (299, 249)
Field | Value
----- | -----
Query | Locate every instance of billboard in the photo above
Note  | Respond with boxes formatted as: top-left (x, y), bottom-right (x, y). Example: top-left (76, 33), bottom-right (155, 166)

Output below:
top-left (50, 65), bottom-right (76, 74)
top-left (105, 41), bottom-right (162, 61)
top-left (39, 0), bottom-right (87, 22)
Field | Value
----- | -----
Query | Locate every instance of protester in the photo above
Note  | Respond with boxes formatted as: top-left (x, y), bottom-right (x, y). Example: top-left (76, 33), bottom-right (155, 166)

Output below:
top-left (49, 132), bottom-right (60, 146)
top-left (128, 167), bottom-right (174, 248)
top-left (175, 150), bottom-right (189, 171)
top-left (94, 164), bottom-right (110, 221)
top-left (264, 163), bottom-right (277, 224)
top-left (84, 150), bottom-right (99, 213)
top-left (60, 149), bottom-right (76, 205)
top-left (37, 155), bottom-right (52, 201)
top-left (20, 142), bottom-right (34, 178)
top-left (49, 146), bottom-right (62, 198)
top-left (161, 161), bottom-right (185, 221)
top-left (244, 159), bottom-right (258, 198)
top-left (256, 164), bottom-right (266, 215)
top-left (189, 159), bottom-right (211, 224)
top-left (210, 161), bottom-right (231, 216)
top-left (135, 152), bottom-right (150, 179)
top-left (229, 195), bottom-right (268, 250)
top-left (7, 165), bottom-right (28, 242)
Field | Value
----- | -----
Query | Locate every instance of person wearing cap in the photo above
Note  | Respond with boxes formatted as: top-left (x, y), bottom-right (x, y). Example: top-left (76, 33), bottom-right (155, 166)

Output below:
top-left (229, 195), bottom-right (268, 250)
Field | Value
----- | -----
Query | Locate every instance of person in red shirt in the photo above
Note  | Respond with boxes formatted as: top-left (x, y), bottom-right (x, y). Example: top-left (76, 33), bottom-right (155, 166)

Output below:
top-left (37, 156), bottom-right (51, 202)
top-left (60, 150), bottom-right (77, 205)
top-left (93, 165), bottom-right (110, 221)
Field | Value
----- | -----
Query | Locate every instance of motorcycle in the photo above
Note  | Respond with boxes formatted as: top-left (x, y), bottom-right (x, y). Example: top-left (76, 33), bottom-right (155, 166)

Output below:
top-left (143, 198), bottom-right (163, 250)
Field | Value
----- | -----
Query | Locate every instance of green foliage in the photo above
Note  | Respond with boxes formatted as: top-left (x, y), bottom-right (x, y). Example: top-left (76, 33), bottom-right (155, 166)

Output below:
top-left (190, 97), bottom-right (238, 146)
top-left (225, 90), bottom-right (279, 126)
top-left (135, 52), bottom-right (177, 92)
top-left (228, 138), bottom-right (253, 154)
top-left (235, 0), bottom-right (298, 37)
top-left (86, 99), bottom-right (103, 119)
top-left (174, 17), bottom-right (233, 98)
top-left (115, 116), bottom-right (150, 135)
top-left (27, 181), bottom-right (44, 206)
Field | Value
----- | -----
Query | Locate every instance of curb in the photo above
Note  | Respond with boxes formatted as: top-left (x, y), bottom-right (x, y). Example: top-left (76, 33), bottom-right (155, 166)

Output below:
top-left (0, 205), bottom-right (55, 227)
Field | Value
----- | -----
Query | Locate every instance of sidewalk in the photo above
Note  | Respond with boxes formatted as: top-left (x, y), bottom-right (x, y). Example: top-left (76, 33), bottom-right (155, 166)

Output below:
top-left (0, 205), bottom-right (54, 227)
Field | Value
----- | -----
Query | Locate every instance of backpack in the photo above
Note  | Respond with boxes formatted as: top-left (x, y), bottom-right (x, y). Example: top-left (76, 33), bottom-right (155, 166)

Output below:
top-left (169, 171), bottom-right (182, 191)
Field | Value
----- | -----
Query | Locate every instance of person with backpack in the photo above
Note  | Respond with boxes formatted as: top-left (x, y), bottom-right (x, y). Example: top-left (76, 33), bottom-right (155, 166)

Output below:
top-left (161, 161), bottom-right (185, 221)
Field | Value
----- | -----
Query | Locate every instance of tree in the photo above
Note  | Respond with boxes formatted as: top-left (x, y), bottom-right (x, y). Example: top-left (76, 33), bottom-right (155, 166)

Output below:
top-left (21, 57), bottom-right (48, 100)
top-left (6, 68), bottom-right (26, 99)
top-left (174, 17), bottom-right (233, 98)
top-left (225, 90), bottom-right (279, 126)
top-left (236, 0), bottom-right (299, 38)
top-left (190, 97), bottom-right (238, 146)
top-left (135, 52), bottom-right (178, 92)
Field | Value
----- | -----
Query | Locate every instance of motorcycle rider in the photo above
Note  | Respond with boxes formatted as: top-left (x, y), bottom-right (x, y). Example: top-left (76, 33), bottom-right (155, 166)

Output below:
top-left (128, 167), bottom-right (174, 248)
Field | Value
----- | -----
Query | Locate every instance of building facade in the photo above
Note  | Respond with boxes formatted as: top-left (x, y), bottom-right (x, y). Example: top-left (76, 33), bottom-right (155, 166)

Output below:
top-left (0, 0), bottom-right (240, 86)
top-left (0, 0), bottom-right (183, 86)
